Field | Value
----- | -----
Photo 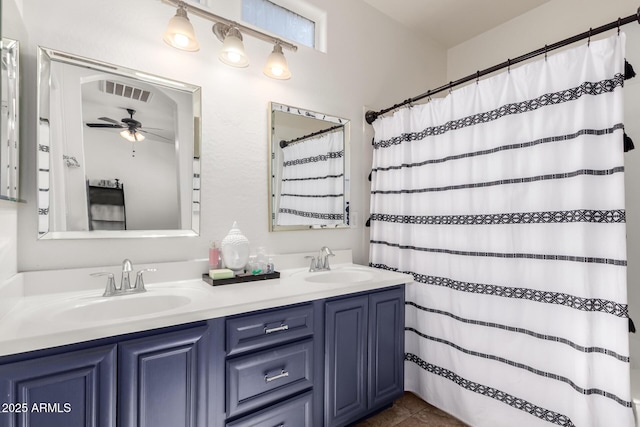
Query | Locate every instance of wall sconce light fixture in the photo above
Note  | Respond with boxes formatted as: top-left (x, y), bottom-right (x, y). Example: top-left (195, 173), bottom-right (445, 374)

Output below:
top-left (213, 23), bottom-right (249, 68)
top-left (162, 0), bottom-right (297, 79)
top-left (163, 3), bottom-right (200, 52)
top-left (263, 43), bottom-right (291, 79)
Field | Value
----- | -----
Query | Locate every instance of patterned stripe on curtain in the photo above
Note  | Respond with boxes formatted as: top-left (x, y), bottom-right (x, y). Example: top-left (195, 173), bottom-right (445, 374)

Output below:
top-left (369, 34), bottom-right (631, 427)
top-left (277, 130), bottom-right (345, 226)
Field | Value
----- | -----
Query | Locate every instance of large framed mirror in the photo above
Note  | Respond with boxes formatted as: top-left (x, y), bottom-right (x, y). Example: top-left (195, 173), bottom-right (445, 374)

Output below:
top-left (37, 47), bottom-right (201, 239)
top-left (1, 37), bottom-right (20, 201)
top-left (268, 102), bottom-right (350, 231)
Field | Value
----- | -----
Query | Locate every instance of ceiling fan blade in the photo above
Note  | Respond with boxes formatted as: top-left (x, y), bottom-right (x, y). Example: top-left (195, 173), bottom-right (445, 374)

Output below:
top-left (98, 117), bottom-right (123, 125)
top-left (85, 123), bottom-right (123, 128)
top-left (139, 129), bottom-right (173, 141)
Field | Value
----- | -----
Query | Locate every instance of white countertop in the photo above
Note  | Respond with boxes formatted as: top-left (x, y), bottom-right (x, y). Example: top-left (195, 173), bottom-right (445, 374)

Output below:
top-left (0, 257), bottom-right (412, 357)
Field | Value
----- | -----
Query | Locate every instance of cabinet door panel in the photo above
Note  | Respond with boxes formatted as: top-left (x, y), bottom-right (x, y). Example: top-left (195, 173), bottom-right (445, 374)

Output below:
top-left (118, 326), bottom-right (208, 427)
top-left (325, 295), bottom-right (368, 427)
top-left (368, 288), bottom-right (405, 409)
top-left (0, 344), bottom-right (116, 427)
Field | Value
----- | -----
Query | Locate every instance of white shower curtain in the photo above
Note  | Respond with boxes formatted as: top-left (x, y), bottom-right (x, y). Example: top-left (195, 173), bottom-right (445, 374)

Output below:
top-left (277, 130), bottom-right (345, 226)
top-left (370, 34), bottom-right (632, 427)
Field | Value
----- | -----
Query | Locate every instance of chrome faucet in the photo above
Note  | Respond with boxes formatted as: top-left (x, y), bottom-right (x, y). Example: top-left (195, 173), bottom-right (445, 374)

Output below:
top-left (318, 246), bottom-right (335, 270)
top-left (121, 259), bottom-right (133, 291)
top-left (305, 247), bottom-right (335, 272)
top-left (91, 259), bottom-right (156, 297)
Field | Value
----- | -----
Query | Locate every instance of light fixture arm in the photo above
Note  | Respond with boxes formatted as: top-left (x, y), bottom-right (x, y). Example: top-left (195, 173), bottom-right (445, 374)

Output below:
top-left (212, 23), bottom-right (242, 43)
top-left (163, 0), bottom-right (298, 52)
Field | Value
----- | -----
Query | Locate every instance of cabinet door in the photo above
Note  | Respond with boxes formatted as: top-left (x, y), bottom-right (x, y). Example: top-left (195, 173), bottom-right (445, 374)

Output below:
top-left (118, 326), bottom-right (209, 427)
top-left (368, 287), bottom-right (405, 409)
top-left (0, 344), bottom-right (116, 427)
top-left (325, 295), bottom-right (368, 427)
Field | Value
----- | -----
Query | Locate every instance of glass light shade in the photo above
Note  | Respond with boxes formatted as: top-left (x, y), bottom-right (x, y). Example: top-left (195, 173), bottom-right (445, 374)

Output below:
top-left (163, 7), bottom-right (200, 52)
top-left (219, 29), bottom-right (249, 67)
top-left (263, 44), bottom-right (291, 80)
top-left (120, 129), bottom-right (145, 142)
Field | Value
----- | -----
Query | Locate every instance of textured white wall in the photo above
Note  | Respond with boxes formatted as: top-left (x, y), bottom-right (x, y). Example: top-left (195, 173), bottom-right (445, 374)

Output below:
top-left (8, 0), bottom-right (446, 272)
top-left (446, 0), bottom-right (639, 81)
top-left (446, 0), bottom-right (640, 364)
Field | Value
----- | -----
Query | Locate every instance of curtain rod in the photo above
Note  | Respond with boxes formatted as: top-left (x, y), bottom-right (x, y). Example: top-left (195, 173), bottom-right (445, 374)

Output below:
top-left (280, 124), bottom-right (344, 148)
top-left (365, 7), bottom-right (640, 125)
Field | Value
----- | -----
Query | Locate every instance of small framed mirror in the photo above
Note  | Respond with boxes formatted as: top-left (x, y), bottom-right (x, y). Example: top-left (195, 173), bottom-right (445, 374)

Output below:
top-left (1, 38), bottom-right (20, 201)
top-left (37, 47), bottom-right (202, 239)
top-left (268, 102), bottom-right (350, 231)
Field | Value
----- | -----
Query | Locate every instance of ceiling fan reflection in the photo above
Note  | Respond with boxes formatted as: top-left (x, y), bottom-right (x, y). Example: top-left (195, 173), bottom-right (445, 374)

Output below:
top-left (85, 108), bottom-right (171, 142)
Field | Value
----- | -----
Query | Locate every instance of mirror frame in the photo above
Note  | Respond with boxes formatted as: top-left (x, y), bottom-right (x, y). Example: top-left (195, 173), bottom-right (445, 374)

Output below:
top-left (1, 37), bottom-right (20, 202)
top-left (268, 102), bottom-right (350, 232)
top-left (36, 46), bottom-right (202, 239)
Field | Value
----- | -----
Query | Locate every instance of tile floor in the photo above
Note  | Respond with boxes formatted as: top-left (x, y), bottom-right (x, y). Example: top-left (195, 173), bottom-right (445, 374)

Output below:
top-left (355, 392), bottom-right (469, 427)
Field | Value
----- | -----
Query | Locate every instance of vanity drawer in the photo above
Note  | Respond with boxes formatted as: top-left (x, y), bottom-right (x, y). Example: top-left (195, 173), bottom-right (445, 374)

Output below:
top-left (226, 339), bottom-right (314, 418)
top-left (226, 392), bottom-right (312, 427)
top-left (226, 303), bottom-right (314, 355)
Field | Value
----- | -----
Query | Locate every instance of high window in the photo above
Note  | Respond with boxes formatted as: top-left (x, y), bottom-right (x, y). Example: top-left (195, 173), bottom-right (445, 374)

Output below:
top-left (242, 0), bottom-right (324, 50)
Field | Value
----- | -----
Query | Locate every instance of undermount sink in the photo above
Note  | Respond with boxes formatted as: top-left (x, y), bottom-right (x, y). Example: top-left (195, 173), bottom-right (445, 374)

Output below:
top-left (50, 292), bottom-right (195, 323)
top-left (295, 266), bottom-right (376, 284)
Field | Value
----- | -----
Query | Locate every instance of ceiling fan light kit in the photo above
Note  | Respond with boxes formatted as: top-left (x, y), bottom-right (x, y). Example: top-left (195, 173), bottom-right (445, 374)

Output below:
top-left (85, 108), bottom-right (163, 144)
top-left (119, 129), bottom-right (145, 142)
top-left (162, 0), bottom-right (296, 80)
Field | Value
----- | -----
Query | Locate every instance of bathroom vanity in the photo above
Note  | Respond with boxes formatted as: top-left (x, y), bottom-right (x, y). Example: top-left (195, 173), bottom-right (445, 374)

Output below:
top-left (0, 259), bottom-right (410, 427)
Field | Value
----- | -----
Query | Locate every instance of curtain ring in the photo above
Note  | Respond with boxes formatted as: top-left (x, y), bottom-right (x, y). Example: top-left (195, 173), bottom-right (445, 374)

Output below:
top-left (449, 82), bottom-right (453, 94)
top-left (544, 45), bottom-right (548, 61)
top-left (618, 18), bottom-right (621, 35)
top-left (507, 59), bottom-right (511, 73)
top-left (476, 70), bottom-right (480, 84)
top-left (588, 28), bottom-right (592, 46)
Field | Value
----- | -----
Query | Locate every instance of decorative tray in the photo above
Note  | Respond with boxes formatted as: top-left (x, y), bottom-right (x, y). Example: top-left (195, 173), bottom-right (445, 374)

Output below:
top-left (202, 271), bottom-right (281, 286)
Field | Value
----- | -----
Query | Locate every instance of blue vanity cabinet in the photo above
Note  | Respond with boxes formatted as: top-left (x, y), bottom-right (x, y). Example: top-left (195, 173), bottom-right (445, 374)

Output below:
top-left (224, 302), bottom-right (320, 426)
top-left (0, 344), bottom-right (117, 427)
top-left (0, 321), bottom-right (224, 427)
top-left (325, 286), bottom-right (405, 427)
top-left (0, 283), bottom-right (405, 427)
top-left (118, 325), bottom-right (212, 427)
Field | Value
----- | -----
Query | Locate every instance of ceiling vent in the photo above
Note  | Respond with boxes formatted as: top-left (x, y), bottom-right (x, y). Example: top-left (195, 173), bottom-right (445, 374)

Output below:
top-left (101, 80), bottom-right (153, 103)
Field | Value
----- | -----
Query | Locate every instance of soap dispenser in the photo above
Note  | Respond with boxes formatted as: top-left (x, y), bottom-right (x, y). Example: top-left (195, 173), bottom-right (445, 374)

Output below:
top-left (209, 241), bottom-right (221, 270)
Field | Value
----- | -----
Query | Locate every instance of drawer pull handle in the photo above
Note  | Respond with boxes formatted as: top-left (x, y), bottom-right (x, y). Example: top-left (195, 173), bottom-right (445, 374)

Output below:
top-left (264, 324), bottom-right (289, 334)
top-left (265, 370), bottom-right (289, 383)
top-left (274, 424), bottom-right (285, 427)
